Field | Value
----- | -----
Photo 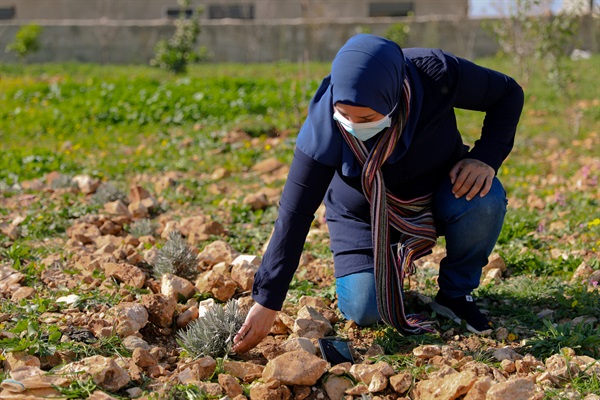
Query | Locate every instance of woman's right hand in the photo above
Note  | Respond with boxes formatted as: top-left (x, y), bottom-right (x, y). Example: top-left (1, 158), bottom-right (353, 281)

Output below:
top-left (232, 302), bottom-right (277, 353)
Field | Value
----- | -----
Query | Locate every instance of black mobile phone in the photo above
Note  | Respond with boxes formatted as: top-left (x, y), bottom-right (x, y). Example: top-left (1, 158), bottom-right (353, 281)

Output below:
top-left (318, 337), bottom-right (354, 365)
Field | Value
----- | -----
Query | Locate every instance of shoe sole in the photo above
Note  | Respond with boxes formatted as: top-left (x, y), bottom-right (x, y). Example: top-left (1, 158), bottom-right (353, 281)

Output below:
top-left (430, 300), bottom-right (493, 336)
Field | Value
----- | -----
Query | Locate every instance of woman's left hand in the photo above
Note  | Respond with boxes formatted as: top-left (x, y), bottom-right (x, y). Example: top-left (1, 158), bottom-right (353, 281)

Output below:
top-left (449, 158), bottom-right (495, 201)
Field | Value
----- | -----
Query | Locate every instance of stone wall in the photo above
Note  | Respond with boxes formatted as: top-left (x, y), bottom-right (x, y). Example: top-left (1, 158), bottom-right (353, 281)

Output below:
top-left (0, 15), bottom-right (597, 64)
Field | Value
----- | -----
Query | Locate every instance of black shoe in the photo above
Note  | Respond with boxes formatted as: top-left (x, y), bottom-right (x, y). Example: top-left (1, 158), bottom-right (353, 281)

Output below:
top-left (430, 291), bottom-right (493, 335)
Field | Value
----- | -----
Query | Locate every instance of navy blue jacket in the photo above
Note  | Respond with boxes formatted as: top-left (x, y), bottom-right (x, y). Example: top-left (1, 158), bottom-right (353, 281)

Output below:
top-left (252, 49), bottom-right (524, 311)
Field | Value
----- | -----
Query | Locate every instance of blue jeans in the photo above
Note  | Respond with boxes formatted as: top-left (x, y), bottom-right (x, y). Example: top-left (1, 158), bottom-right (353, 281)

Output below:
top-left (335, 177), bottom-right (507, 326)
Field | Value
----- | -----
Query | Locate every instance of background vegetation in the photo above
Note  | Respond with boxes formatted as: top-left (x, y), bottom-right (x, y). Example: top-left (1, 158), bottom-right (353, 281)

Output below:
top-left (0, 52), bottom-right (598, 397)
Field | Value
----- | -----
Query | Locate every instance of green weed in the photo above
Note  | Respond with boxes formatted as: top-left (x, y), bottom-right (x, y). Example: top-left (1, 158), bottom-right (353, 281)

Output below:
top-left (54, 379), bottom-right (98, 399)
top-left (69, 289), bottom-right (123, 311)
top-left (555, 367), bottom-right (600, 398)
top-left (1, 242), bottom-right (35, 267)
top-left (368, 352), bottom-right (436, 380)
top-left (524, 319), bottom-right (600, 359)
top-left (287, 275), bottom-right (317, 301)
top-left (152, 383), bottom-right (209, 400)
top-left (223, 201), bottom-right (278, 254)
top-left (61, 334), bottom-right (132, 359)
top-left (0, 296), bottom-right (60, 332)
top-left (373, 325), bottom-right (444, 355)
top-left (476, 276), bottom-right (600, 332)
top-left (0, 318), bottom-right (62, 357)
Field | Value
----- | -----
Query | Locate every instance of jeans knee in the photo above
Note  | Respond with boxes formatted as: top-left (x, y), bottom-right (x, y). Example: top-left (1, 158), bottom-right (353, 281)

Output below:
top-left (342, 304), bottom-right (381, 326)
top-left (336, 271), bottom-right (381, 326)
top-left (338, 299), bottom-right (381, 326)
top-left (473, 194), bottom-right (507, 223)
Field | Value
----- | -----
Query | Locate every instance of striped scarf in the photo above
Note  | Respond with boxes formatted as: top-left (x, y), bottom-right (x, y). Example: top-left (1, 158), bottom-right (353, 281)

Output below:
top-left (337, 78), bottom-right (437, 333)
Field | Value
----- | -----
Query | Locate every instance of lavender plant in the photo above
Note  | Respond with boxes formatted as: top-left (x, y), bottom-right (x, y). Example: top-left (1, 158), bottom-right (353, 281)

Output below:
top-left (153, 230), bottom-right (198, 280)
top-left (129, 218), bottom-right (156, 238)
top-left (50, 174), bottom-right (76, 190)
top-left (91, 182), bottom-right (127, 205)
top-left (177, 300), bottom-right (246, 359)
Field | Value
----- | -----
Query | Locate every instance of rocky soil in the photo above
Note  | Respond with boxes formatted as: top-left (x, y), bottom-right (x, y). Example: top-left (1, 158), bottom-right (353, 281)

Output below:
top-left (1, 170), bottom-right (599, 400)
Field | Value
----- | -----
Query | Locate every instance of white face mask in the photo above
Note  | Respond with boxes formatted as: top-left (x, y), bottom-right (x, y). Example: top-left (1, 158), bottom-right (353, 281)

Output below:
top-left (333, 109), bottom-right (392, 141)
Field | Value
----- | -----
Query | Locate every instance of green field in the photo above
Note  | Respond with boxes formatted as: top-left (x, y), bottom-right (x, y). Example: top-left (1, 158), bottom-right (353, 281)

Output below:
top-left (1, 57), bottom-right (599, 398)
top-left (1, 57), bottom-right (598, 264)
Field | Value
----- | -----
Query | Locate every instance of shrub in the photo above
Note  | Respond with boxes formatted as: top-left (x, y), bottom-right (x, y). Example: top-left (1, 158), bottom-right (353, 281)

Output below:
top-left (5, 24), bottom-right (42, 62)
top-left (129, 218), bottom-right (157, 238)
top-left (91, 182), bottom-right (128, 205)
top-left (486, 0), bottom-right (580, 90)
top-left (177, 300), bottom-right (246, 358)
top-left (385, 22), bottom-right (411, 47)
top-left (153, 230), bottom-right (198, 280)
top-left (150, 0), bottom-right (208, 74)
top-left (50, 174), bottom-right (76, 190)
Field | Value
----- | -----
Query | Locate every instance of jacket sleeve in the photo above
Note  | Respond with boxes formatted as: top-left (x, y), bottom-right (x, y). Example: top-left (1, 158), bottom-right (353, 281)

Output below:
top-left (251, 148), bottom-right (335, 310)
top-left (452, 56), bottom-right (524, 172)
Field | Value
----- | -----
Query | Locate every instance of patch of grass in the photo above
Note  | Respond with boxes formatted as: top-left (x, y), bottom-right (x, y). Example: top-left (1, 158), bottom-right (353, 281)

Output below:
top-left (0, 56), bottom-right (598, 397)
top-left (1, 296), bottom-right (59, 325)
top-left (0, 64), bottom-right (322, 179)
top-left (471, 349), bottom-right (500, 368)
top-left (0, 317), bottom-right (62, 357)
top-left (564, 366), bottom-right (600, 398)
top-left (286, 276), bottom-right (336, 304)
top-left (225, 204), bottom-right (278, 254)
top-left (373, 325), bottom-right (444, 355)
top-left (0, 191), bottom-right (98, 246)
top-left (538, 350), bottom-right (600, 399)
top-left (0, 149), bottom-right (81, 186)
top-left (499, 246), bottom-right (582, 277)
top-left (524, 319), bottom-right (600, 359)
top-left (496, 208), bottom-right (541, 246)
top-left (61, 334), bottom-right (132, 359)
top-left (67, 288), bottom-right (123, 311)
top-left (368, 352), bottom-right (436, 380)
top-left (1, 241), bottom-right (37, 268)
top-left (476, 276), bottom-right (599, 333)
top-left (287, 275), bottom-right (318, 301)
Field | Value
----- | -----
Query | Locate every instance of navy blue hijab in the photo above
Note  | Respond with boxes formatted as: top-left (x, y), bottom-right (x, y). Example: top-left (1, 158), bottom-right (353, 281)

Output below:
top-left (296, 34), bottom-right (423, 176)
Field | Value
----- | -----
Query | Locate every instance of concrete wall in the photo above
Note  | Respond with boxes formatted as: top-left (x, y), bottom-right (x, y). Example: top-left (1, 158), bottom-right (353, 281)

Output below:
top-left (0, 15), bottom-right (598, 64)
top-left (3, 0), bottom-right (468, 20)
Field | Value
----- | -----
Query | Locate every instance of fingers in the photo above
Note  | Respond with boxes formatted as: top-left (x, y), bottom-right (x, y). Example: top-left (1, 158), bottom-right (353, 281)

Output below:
top-left (233, 322), bottom-right (250, 346)
top-left (232, 325), bottom-right (265, 354)
top-left (478, 174), bottom-right (494, 198)
top-left (450, 159), bottom-right (494, 201)
top-left (231, 303), bottom-right (278, 353)
top-left (449, 162), bottom-right (461, 184)
top-left (232, 322), bottom-right (252, 353)
top-left (231, 320), bottom-right (271, 353)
